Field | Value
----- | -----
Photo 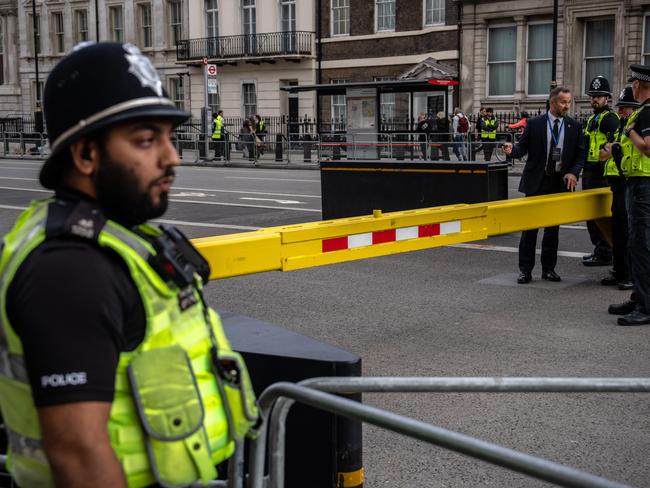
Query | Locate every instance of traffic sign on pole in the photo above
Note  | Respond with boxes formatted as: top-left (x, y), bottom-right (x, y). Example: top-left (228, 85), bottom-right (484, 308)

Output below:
top-left (202, 57), bottom-right (209, 65)
top-left (207, 64), bottom-right (218, 76)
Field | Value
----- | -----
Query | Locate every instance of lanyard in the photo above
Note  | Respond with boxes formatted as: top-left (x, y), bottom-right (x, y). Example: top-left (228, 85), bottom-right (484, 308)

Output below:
top-left (547, 116), bottom-right (564, 146)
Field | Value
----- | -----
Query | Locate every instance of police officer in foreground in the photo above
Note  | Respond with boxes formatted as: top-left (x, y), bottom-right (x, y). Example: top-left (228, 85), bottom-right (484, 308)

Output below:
top-left (608, 64), bottom-right (650, 326)
top-left (582, 76), bottom-right (618, 267)
top-left (599, 87), bottom-right (639, 290)
top-left (0, 42), bottom-right (258, 487)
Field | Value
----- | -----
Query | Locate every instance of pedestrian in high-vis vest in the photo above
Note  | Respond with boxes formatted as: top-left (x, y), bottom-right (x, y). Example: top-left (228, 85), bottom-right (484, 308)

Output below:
top-left (0, 42), bottom-right (258, 487)
top-left (212, 109), bottom-right (225, 160)
top-left (608, 64), bottom-right (650, 326)
top-left (480, 108), bottom-right (498, 161)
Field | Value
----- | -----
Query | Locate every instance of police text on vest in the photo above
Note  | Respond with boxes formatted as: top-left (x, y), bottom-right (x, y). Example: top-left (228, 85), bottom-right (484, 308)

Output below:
top-left (41, 372), bottom-right (87, 387)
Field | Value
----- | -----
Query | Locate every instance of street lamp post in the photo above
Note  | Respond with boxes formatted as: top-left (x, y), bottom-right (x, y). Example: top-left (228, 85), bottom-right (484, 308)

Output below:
top-left (32, 1), bottom-right (43, 134)
top-left (550, 0), bottom-right (558, 91)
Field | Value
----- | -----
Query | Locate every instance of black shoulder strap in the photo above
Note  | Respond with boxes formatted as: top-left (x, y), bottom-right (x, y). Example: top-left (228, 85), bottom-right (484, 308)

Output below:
top-left (45, 199), bottom-right (108, 242)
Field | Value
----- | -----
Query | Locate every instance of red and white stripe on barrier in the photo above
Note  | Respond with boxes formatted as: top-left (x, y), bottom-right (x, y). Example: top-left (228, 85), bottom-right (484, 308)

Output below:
top-left (322, 221), bottom-right (461, 253)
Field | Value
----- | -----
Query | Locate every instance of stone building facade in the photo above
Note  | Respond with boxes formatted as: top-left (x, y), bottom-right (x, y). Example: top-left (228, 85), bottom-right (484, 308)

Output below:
top-left (318, 0), bottom-right (460, 121)
top-left (0, 0), bottom-right (19, 115)
top-left (459, 0), bottom-right (649, 115)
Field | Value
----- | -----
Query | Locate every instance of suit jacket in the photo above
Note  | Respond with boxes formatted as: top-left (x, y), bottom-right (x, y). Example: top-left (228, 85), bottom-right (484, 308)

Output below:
top-left (513, 114), bottom-right (585, 195)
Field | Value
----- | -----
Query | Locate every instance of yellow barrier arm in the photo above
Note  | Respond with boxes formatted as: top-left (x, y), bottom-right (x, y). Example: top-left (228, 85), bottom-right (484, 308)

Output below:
top-left (192, 188), bottom-right (613, 280)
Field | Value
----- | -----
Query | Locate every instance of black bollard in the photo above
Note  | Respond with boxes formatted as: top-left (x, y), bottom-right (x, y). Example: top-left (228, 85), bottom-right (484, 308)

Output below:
top-left (275, 133), bottom-right (283, 162)
top-left (303, 135), bottom-right (312, 163)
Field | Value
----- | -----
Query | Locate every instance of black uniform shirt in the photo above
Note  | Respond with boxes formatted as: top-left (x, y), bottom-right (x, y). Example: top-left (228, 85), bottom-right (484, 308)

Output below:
top-left (6, 189), bottom-right (146, 407)
top-left (588, 109), bottom-right (619, 136)
top-left (634, 100), bottom-right (650, 138)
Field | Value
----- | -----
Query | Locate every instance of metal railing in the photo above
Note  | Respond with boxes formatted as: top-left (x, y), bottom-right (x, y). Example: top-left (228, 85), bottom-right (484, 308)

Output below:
top-left (248, 377), bottom-right (650, 488)
top-left (177, 31), bottom-right (313, 61)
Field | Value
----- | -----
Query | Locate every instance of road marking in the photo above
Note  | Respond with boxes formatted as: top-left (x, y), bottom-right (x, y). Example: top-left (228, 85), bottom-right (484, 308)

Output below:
top-left (240, 197), bottom-right (302, 204)
top-left (224, 176), bottom-right (320, 183)
top-left (0, 186), bottom-right (48, 193)
top-left (171, 191), bottom-right (209, 197)
top-left (0, 167), bottom-right (40, 171)
top-left (561, 224), bottom-right (588, 230)
top-left (0, 176), bottom-right (37, 181)
top-left (452, 243), bottom-right (585, 258)
top-left (0, 204), bottom-right (29, 211)
top-left (170, 198), bottom-right (321, 212)
top-left (153, 218), bottom-right (259, 230)
top-left (172, 185), bottom-right (320, 199)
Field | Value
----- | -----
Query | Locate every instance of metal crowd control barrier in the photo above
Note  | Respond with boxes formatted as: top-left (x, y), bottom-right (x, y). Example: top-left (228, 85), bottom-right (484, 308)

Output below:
top-left (191, 188), bottom-right (613, 280)
top-left (248, 377), bottom-right (650, 488)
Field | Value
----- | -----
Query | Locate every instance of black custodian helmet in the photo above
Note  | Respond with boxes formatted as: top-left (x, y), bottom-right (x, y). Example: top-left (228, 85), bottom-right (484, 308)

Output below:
top-left (616, 87), bottom-right (640, 108)
top-left (40, 42), bottom-right (190, 189)
top-left (586, 75), bottom-right (612, 97)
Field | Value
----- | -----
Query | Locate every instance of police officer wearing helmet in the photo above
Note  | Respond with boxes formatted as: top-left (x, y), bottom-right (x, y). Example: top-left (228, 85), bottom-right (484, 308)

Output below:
top-left (0, 42), bottom-right (258, 487)
top-left (582, 75), bottom-right (619, 267)
top-left (608, 64), bottom-right (650, 325)
top-left (600, 87), bottom-right (639, 290)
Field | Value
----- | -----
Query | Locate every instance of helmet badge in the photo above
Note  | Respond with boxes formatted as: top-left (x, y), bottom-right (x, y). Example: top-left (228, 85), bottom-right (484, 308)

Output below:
top-left (592, 78), bottom-right (601, 90)
top-left (619, 88), bottom-right (626, 100)
top-left (124, 43), bottom-right (163, 97)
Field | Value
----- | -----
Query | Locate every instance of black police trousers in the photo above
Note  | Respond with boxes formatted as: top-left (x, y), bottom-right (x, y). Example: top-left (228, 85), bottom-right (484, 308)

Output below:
top-left (583, 163), bottom-right (612, 260)
top-left (626, 177), bottom-right (650, 313)
top-left (607, 176), bottom-right (629, 281)
top-left (518, 174), bottom-right (566, 274)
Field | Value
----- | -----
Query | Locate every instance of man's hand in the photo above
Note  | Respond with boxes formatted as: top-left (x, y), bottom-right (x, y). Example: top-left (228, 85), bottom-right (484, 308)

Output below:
top-left (502, 142), bottom-right (513, 155)
top-left (564, 173), bottom-right (577, 191)
top-left (39, 402), bottom-right (127, 488)
top-left (599, 142), bottom-right (612, 161)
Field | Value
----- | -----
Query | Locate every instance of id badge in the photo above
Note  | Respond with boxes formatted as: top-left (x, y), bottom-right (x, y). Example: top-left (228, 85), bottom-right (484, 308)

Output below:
top-left (551, 147), bottom-right (561, 162)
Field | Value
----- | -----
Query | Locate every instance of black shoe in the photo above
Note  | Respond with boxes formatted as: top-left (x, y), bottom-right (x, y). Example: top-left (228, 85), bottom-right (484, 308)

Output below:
top-left (618, 309), bottom-right (650, 326)
top-left (600, 272), bottom-right (619, 286)
top-left (608, 300), bottom-right (638, 315)
top-left (541, 270), bottom-right (561, 282)
top-left (583, 256), bottom-right (612, 267)
top-left (617, 280), bottom-right (634, 290)
top-left (517, 272), bottom-right (532, 284)
top-left (582, 253), bottom-right (594, 262)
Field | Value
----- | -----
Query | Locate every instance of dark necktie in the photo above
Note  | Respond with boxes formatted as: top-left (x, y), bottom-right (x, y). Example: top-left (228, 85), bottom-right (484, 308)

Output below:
top-left (546, 118), bottom-right (560, 175)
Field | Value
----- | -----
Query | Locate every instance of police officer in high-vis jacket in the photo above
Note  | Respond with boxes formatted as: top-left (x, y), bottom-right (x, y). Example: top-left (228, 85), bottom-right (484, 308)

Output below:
top-left (582, 76), bottom-right (619, 267)
top-left (600, 87), bottom-right (639, 290)
top-left (608, 64), bottom-right (650, 326)
top-left (0, 42), bottom-right (258, 487)
top-left (212, 109), bottom-right (225, 160)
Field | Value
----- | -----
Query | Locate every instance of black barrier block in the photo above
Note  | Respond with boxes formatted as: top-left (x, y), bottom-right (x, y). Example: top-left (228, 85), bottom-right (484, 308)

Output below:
top-left (320, 160), bottom-right (509, 220)
top-left (275, 133), bottom-right (283, 162)
top-left (221, 311), bottom-right (362, 488)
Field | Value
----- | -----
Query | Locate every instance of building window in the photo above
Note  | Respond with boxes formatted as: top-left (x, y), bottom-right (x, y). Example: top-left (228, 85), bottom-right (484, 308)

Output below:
top-left (643, 15), bottom-right (650, 64)
top-left (74, 10), bottom-right (89, 43)
top-left (330, 79), bottom-right (346, 122)
top-left (281, 0), bottom-right (296, 32)
top-left (242, 0), bottom-right (256, 35)
top-left (527, 23), bottom-right (552, 96)
top-left (376, 0), bottom-right (395, 32)
top-left (583, 18), bottom-right (614, 94)
top-left (424, 0), bottom-right (444, 26)
top-left (242, 82), bottom-right (257, 118)
top-left (375, 77), bottom-right (395, 120)
top-left (30, 14), bottom-right (41, 56)
top-left (0, 20), bottom-right (4, 85)
top-left (331, 0), bottom-right (349, 36)
top-left (109, 6), bottom-right (124, 42)
top-left (52, 12), bottom-right (65, 54)
top-left (169, 0), bottom-right (183, 45)
top-left (169, 77), bottom-right (184, 110)
top-left (205, 0), bottom-right (218, 38)
top-left (138, 3), bottom-right (152, 48)
top-left (487, 26), bottom-right (516, 97)
top-left (208, 91), bottom-right (220, 115)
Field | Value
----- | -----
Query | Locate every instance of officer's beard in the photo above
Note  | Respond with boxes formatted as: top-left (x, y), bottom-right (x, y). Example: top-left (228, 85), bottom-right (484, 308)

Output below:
top-left (93, 150), bottom-right (172, 228)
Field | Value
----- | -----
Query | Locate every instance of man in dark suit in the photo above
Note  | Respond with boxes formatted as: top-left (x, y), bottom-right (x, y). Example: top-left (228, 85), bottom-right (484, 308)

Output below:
top-left (504, 87), bottom-right (585, 284)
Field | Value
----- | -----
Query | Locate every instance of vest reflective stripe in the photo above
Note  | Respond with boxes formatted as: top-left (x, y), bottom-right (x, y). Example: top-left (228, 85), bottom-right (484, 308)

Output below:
top-left (481, 118), bottom-right (497, 139)
top-left (0, 200), bottom-right (255, 488)
top-left (585, 111), bottom-right (617, 163)
top-left (212, 116), bottom-right (223, 140)
top-left (621, 104), bottom-right (650, 177)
